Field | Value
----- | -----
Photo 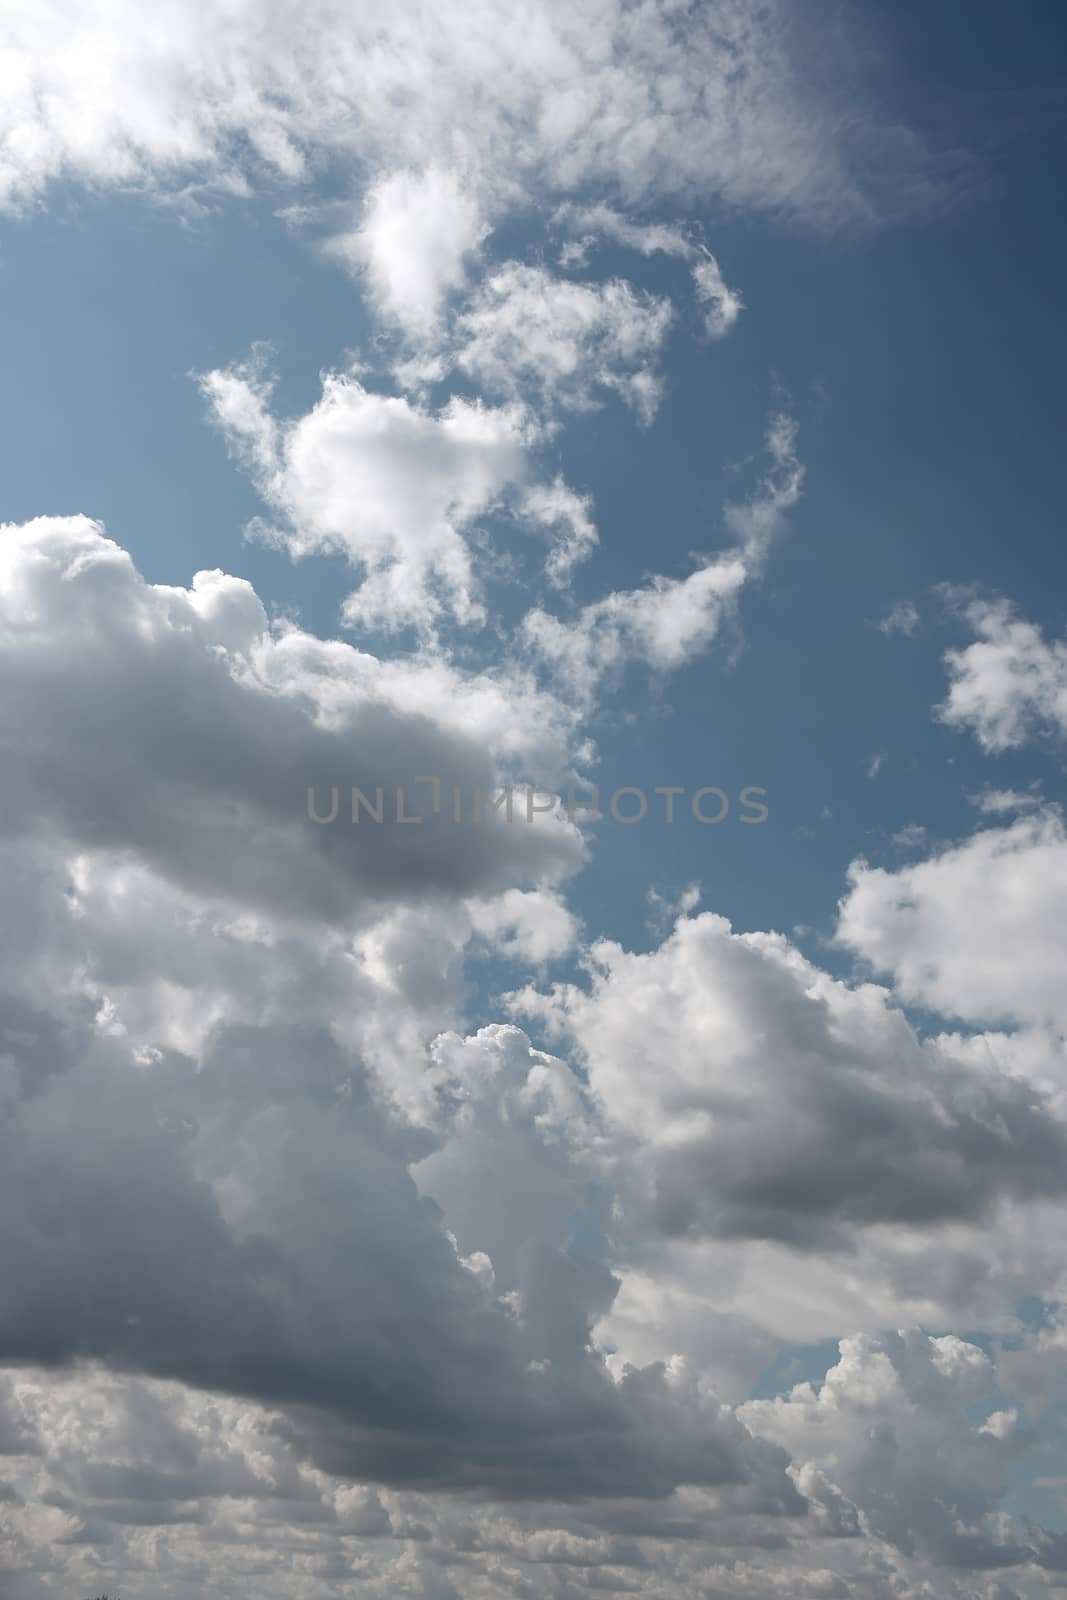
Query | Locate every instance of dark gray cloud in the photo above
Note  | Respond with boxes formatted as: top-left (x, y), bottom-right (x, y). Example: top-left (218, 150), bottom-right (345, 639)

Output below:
top-left (0, 517), bottom-right (580, 927)
top-left (0, 979), bottom-right (796, 1505)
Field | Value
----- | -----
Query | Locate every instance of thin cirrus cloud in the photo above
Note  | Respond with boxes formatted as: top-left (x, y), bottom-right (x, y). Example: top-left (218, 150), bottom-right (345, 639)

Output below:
top-left (555, 203), bottom-right (744, 338)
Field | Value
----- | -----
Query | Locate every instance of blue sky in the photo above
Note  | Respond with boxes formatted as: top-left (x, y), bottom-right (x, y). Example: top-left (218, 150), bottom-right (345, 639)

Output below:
top-left (3, 5), bottom-right (1067, 1599)
top-left (3, 36), bottom-right (1066, 966)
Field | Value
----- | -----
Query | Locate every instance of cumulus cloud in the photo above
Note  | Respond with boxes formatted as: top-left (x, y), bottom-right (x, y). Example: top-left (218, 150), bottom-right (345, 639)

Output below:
top-left (0, 515), bottom-right (809, 1532)
top-left (465, 889), bottom-right (579, 966)
top-left (0, 960), bottom-right (799, 1511)
top-left (325, 167), bottom-right (489, 339)
top-left (199, 356), bottom-right (536, 632)
top-left (6, 519), bottom-right (1065, 1595)
top-left (509, 908), bottom-right (1067, 1248)
top-left (4, 516), bottom-right (1067, 1595)
top-left (837, 808), bottom-right (1067, 1032)
top-left (939, 596), bottom-right (1067, 751)
top-left (0, 515), bottom-right (582, 918)
top-left (0, 8), bottom-right (1030, 1599)
top-left (742, 1330), bottom-right (1038, 1572)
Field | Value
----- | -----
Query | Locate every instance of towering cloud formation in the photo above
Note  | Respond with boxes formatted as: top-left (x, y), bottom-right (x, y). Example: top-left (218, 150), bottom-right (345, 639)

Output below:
top-left (0, 7), bottom-right (1055, 1600)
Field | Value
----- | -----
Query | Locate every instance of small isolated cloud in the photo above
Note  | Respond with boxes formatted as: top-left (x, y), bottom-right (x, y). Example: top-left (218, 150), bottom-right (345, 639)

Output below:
top-left (968, 787), bottom-right (1044, 815)
top-left (691, 249), bottom-right (744, 337)
top-left (939, 596), bottom-right (1067, 751)
top-left (879, 599), bottom-right (920, 637)
top-left (838, 807), bottom-right (1067, 1031)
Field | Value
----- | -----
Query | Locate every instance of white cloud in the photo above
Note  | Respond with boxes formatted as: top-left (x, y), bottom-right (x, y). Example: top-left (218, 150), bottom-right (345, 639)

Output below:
top-left (465, 888), bottom-right (579, 965)
top-left (509, 907), bottom-right (1067, 1249)
top-left (451, 263), bottom-right (673, 422)
top-left (2, 537), bottom-right (1067, 1594)
top-left (722, 410), bottom-right (804, 559)
top-left (200, 356), bottom-right (534, 631)
top-left (553, 202), bottom-right (698, 261)
top-left (837, 808), bottom-right (1067, 1032)
top-left (939, 596), bottom-right (1067, 751)
top-left (518, 476), bottom-right (599, 586)
top-left (742, 1330), bottom-right (1035, 1572)
top-left (692, 249), bottom-right (744, 337)
top-left (325, 166), bottom-right (489, 338)
top-left (0, 0), bottom-right (939, 227)
top-left (555, 203), bottom-right (744, 338)
top-left (0, 6), bottom-right (1026, 1599)
top-left (522, 552), bottom-right (749, 700)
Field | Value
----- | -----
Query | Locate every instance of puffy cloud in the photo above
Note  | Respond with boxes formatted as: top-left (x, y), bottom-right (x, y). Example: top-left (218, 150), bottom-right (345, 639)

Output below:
top-left (0, 1361), bottom-right (815, 1599)
top-left (939, 596), bottom-right (1067, 751)
top-left (742, 1330), bottom-right (1036, 1571)
top-left (0, 850), bottom-right (803, 1532)
top-left (837, 808), bottom-right (1067, 1032)
top-left (509, 908), bottom-right (1067, 1246)
top-left (0, 518), bottom-right (810, 1524)
top-left (3, 644), bottom-right (1066, 1597)
top-left (10, 516), bottom-right (1061, 1598)
top-left (451, 263), bottom-right (673, 422)
top-left (325, 166), bottom-right (489, 339)
top-left (199, 357), bottom-right (535, 632)
top-left (465, 889), bottom-right (579, 965)
top-left (0, 515), bottom-right (582, 919)
top-left (0, 988), bottom-right (798, 1508)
